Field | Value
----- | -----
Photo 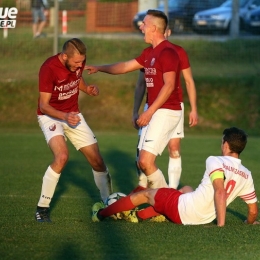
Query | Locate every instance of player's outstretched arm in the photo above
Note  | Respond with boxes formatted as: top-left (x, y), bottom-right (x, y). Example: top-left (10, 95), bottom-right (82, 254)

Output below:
top-left (85, 59), bottom-right (142, 75)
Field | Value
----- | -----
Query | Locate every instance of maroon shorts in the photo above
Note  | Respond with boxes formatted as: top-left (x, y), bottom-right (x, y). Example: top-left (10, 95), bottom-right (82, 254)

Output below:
top-left (153, 188), bottom-right (182, 224)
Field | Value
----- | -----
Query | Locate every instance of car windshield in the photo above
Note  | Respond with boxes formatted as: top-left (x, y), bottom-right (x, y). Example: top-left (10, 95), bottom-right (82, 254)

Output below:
top-left (158, 0), bottom-right (190, 9)
top-left (221, 0), bottom-right (249, 8)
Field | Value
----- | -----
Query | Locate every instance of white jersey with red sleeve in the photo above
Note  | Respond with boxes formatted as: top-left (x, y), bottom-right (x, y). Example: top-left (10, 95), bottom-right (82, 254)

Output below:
top-left (178, 155), bottom-right (257, 225)
top-left (37, 54), bottom-right (85, 115)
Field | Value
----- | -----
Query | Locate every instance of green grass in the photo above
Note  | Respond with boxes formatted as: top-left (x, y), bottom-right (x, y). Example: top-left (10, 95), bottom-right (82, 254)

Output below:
top-left (0, 132), bottom-right (260, 260)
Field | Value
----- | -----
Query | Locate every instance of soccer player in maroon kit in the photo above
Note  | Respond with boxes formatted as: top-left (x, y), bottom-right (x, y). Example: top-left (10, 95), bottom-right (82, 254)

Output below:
top-left (132, 28), bottom-right (198, 192)
top-left (35, 38), bottom-right (112, 222)
top-left (86, 10), bottom-right (182, 191)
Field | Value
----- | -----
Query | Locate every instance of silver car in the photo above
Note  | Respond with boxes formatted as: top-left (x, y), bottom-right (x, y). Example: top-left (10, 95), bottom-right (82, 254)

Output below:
top-left (192, 0), bottom-right (260, 33)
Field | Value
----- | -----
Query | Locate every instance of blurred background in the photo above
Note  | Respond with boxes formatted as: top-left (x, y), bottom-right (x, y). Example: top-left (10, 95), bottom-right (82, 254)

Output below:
top-left (0, 0), bottom-right (260, 135)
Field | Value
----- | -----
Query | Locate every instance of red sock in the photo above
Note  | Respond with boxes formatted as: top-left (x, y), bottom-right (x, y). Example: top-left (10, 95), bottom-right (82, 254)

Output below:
top-left (99, 196), bottom-right (135, 218)
top-left (137, 206), bottom-right (160, 220)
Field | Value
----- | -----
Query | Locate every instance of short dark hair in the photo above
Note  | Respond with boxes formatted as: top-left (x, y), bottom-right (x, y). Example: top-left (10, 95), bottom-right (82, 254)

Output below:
top-left (62, 38), bottom-right (86, 57)
top-left (146, 9), bottom-right (168, 32)
top-left (222, 127), bottom-right (248, 154)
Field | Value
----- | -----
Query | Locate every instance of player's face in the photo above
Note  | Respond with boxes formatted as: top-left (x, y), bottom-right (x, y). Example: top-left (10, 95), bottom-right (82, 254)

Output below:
top-left (139, 15), bottom-right (154, 44)
top-left (65, 53), bottom-right (86, 72)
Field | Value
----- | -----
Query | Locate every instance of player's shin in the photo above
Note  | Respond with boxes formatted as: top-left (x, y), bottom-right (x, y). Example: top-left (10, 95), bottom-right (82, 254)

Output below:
top-left (38, 166), bottom-right (60, 207)
top-left (92, 168), bottom-right (113, 202)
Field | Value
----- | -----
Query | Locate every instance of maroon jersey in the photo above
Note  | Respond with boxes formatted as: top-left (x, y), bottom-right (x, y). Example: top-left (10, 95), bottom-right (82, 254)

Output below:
top-left (37, 54), bottom-right (85, 115)
top-left (136, 40), bottom-right (181, 110)
top-left (139, 42), bottom-right (190, 105)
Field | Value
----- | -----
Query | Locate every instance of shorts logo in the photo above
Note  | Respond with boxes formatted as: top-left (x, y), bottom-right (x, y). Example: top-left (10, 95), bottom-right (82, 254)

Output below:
top-left (177, 132), bottom-right (181, 135)
top-left (145, 139), bottom-right (153, 142)
top-left (49, 124), bottom-right (56, 131)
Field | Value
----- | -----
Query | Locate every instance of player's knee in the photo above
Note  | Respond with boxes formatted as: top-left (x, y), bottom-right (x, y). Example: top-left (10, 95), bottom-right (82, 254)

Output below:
top-left (55, 152), bottom-right (69, 166)
top-left (169, 149), bottom-right (180, 158)
top-left (138, 157), bottom-right (149, 172)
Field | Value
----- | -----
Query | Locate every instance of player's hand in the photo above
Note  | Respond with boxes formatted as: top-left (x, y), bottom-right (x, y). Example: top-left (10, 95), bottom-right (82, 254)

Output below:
top-left (189, 110), bottom-right (198, 127)
top-left (132, 113), bottom-right (140, 130)
top-left (65, 112), bottom-right (81, 126)
top-left (86, 85), bottom-right (99, 96)
top-left (84, 65), bottom-right (98, 74)
top-left (136, 110), bottom-right (152, 127)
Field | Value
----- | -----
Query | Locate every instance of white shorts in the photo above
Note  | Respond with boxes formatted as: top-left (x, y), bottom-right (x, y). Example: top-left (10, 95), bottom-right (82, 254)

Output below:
top-left (138, 108), bottom-right (182, 156)
top-left (171, 102), bottom-right (184, 139)
top-left (37, 113), bottom-right (97, 150)
top-left (138, 103), bottom-right (184, 139)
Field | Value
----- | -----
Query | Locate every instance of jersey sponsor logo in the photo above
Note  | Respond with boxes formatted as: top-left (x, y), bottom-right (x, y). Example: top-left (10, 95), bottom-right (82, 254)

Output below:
top-left (54, 78), bottom-right (81, 92)
top-left (144, 67), bottom-right (156, 75)
top-left (145, 77), bottom-right (154, 88)
top-left (58, 88), bottom-right (78, 100)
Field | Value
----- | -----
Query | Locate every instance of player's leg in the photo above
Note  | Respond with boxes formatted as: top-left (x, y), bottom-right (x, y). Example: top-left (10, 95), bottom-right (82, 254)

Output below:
top-left (36, 116), bottom-right (68, 222)
top-left (37, 8), bottom-right (46, 36)
top-left (167, 138), bottom-right (181, 188)
top-left (32, 8), bottom-right (39, 37)
top-left (80, 143), bottom-right (112, 202)
top-left (93, 188), bottom-right (158, 222)
top-left (131, 126), bottom-right (148, 193)
top-left (66, 114), bottom-right (112, 202)
top-left (168, 102), bottom-right (184, 188)
top-left (133, 103), bottom-right (149, 192)
top-left (138, 109), bottom-right (182, 189)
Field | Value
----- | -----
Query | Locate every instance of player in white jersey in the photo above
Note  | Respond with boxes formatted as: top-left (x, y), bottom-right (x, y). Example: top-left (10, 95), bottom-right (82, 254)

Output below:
top-left (92, 127), bottom-right (259, 226)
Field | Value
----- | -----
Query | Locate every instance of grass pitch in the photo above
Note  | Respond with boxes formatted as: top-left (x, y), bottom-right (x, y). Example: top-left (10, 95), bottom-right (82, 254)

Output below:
top-left (0, 131), bottom-right (260, 260)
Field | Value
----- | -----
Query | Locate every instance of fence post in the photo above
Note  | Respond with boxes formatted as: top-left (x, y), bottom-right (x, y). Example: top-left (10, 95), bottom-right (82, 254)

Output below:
top-left (62, 10), bottom-right (67, 35)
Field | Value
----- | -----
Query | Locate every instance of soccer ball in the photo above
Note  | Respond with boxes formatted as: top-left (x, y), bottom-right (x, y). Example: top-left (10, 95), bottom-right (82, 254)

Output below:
top-left (105, 192), bottom-right (127, 206)
top-left (105, 192), bottom-right (127, 220)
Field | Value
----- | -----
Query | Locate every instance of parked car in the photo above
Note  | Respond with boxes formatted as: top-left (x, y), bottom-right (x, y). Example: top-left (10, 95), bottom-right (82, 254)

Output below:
top-left (132, 0), bottom-right (226, 33)
top-left (244, 6), bottom-right (260, 33)
top-left (192, 0), bottom-right (260, 33)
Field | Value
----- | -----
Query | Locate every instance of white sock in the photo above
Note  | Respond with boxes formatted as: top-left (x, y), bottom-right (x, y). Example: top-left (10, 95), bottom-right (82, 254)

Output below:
top-left (138, 172), bottom-right (148, 188)
top-left (38, 166), bottom-right (60, 208)
top-left (147, 169), bottom-right (168, 189)
top-left (92, 168), bottom-right (113, 202)
top-left (168, 157), bottom-right (182, 189)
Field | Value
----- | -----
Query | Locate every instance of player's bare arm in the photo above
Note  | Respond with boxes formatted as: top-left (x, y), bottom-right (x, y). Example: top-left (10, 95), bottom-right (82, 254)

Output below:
top-left (79, 77), bottom-right (99, 96)
top-left (132, 70), bottom-right (146, 129)
top-left (182, 67), bottom-right (198, 127)
top-left (213, 178), bottom-right (227, 227)
top-left (245, 202), bottom-right (259, 224)
top-left (85, 59), bottom-right (142, 75)
top-left (39, 92), bottom-right (80, 126)
top-left (137, 71), bottom-right (175, 127)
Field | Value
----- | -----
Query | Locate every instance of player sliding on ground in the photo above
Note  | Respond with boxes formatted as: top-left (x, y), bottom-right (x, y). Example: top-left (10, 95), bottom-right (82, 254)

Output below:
top-left (92, 127), bottom-right (259, 226)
